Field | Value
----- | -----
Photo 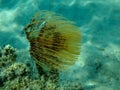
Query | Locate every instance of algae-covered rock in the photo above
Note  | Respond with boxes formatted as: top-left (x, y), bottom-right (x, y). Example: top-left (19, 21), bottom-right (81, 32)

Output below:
top-left (1, 63), bottom-right (30, 81)
top-left (0, 45), bottom-right (84, 90)
top-left (0, 44), bottom-right (16, 68)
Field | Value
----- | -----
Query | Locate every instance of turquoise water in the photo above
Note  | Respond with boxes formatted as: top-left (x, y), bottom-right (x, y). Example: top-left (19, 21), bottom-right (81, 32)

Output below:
top-left (0, 0), bottom-right (120, 90)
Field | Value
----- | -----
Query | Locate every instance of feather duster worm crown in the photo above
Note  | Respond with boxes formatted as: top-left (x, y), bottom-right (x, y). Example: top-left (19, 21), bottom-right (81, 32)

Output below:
top-left (24, 11), bottom-right (81, 72)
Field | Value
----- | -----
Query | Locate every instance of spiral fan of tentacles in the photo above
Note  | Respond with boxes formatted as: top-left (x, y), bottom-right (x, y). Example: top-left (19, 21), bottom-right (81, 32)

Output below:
top-left (24, 11), bottom-right (81, 71)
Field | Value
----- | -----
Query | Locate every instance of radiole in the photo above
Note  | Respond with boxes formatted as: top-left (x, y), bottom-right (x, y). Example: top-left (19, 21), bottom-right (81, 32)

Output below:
top-left (24, 11), bottom-right (82, 74)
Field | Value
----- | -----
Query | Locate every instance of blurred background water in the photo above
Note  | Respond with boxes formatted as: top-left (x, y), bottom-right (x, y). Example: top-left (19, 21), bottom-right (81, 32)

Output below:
top-left (0, 0), bottom-right (120, 90)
